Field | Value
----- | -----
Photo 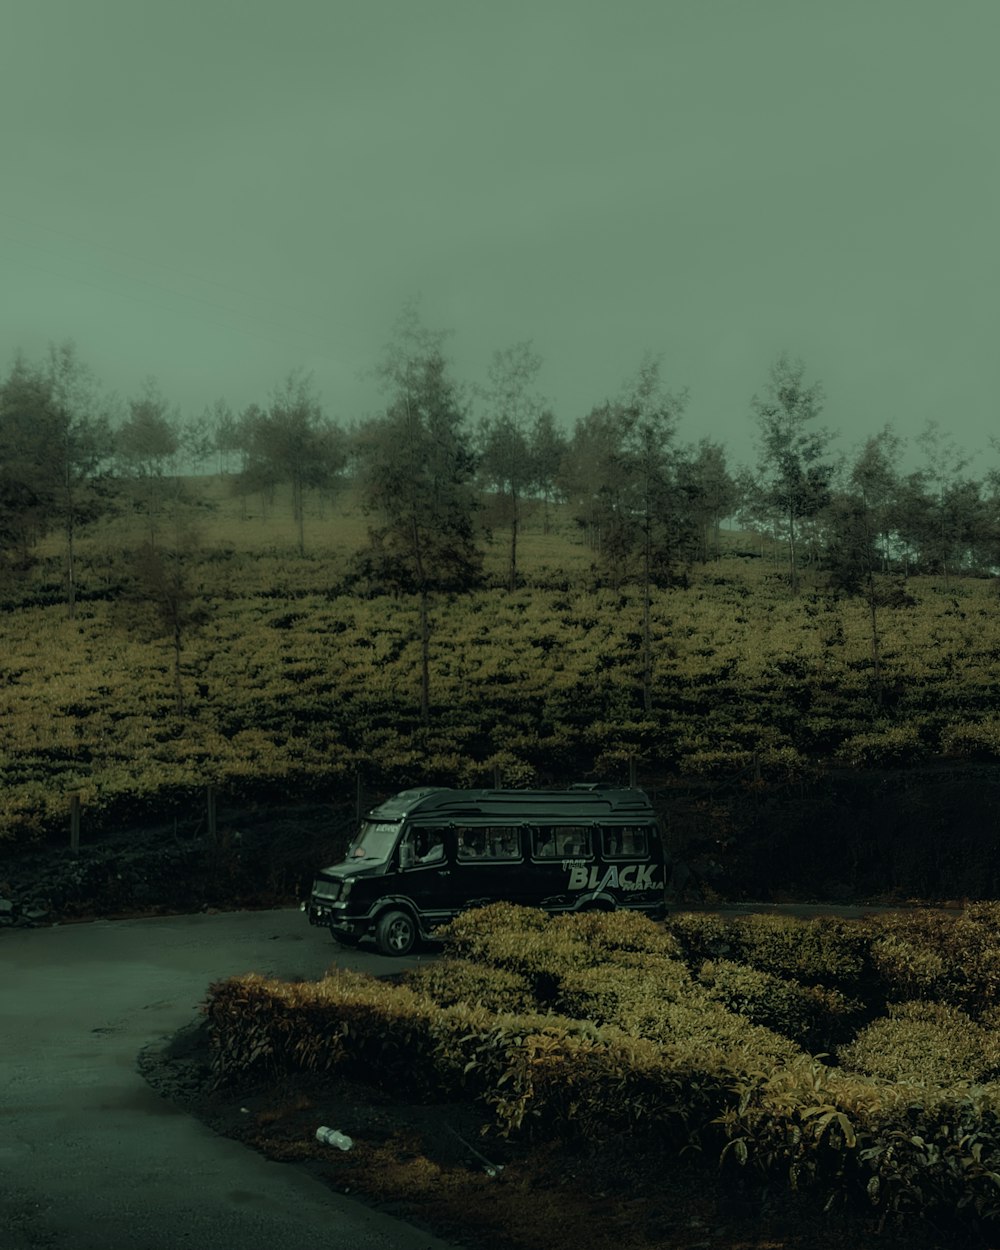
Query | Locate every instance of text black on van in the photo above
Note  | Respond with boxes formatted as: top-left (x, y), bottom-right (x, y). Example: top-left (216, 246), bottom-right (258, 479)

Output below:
top-left (304, 784), bottom-right (669, 955)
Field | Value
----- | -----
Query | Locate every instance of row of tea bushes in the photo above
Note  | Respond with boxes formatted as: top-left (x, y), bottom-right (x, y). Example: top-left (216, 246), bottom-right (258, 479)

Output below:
top-left (202, 906), bottom-right (1000, 1238)
top-left (7, 559), bottom-right (1000, 848)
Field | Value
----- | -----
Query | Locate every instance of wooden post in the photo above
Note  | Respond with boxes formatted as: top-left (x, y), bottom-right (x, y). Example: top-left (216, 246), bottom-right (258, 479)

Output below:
top-left (70, 793), bottom-right (81, 856)
top-left (493, 764), bottom-right (502, 789)
top-left (206, 784), bottom-right (217, 845)
top-left (356, 773), bottom-right (364, 824)
top-left (628, 756), bottom-right (637, 789)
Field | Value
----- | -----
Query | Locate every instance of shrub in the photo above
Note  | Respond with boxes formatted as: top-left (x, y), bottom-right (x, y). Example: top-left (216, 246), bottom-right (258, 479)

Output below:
top-left (554, 956), bottom-right (695, 1032)
top-left (666, 912), bottom-right (740, 965)
top-left (732, 915), bottom-right (868, 987)
top-left (868, 933), bottom-right (948, 1001)
top-left (865, 905), bottom-right (1000, 1014)
top-left (698, 959), bottom-right (862, 1050)
top-left (549, 908), bottom-right (682, 959)
top-left (940, 719), bottom-right (1000, 761)
top-left (402, 959), bottom-right (538, 1014)
top-left (835, 724), bottom-right (928, 768)
top-left (836, 1001), bottom-right (1000, 1085)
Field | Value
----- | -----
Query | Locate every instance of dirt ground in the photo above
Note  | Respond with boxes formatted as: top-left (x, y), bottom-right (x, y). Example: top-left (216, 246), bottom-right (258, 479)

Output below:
top-left (138, 1016), bottom-right (965, 1250)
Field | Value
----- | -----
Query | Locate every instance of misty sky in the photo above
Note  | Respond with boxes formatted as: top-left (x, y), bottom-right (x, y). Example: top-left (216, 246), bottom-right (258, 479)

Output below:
top-left (2, 0), bottom-right (997, 471)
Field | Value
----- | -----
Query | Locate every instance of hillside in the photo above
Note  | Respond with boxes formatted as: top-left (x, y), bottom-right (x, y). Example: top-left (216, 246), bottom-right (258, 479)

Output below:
top-left (2, 474), bottom-right (999, 899)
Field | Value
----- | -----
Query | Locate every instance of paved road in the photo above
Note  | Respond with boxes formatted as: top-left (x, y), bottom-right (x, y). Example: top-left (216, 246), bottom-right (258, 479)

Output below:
top-left (0, 907), bottom-right (458, 1250)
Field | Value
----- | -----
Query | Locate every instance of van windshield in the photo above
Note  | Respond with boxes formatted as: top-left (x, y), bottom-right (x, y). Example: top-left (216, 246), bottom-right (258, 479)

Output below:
top-left (344, 820), bottom-right (400, 863)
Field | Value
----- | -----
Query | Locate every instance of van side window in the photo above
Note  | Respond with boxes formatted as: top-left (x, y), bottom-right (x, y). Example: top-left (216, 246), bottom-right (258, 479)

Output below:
top-left (455, 825), bottom-right (521, 861)
top-left (533, 825), bottom-right (591, 858)
top-left (402, 826), bottom-right (446, 866)
top-left (601, 825), bottom-right (650, 858)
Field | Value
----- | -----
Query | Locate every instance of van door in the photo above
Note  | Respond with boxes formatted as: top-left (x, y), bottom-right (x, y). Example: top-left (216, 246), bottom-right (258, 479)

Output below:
top-left (394, 824), bottom-right (457, 931)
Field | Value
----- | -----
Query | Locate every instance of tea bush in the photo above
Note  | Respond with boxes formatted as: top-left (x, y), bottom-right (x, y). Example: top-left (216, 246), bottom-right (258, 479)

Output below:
top-left (835, 724), bottom-right (928, 768)
top-left (865, 904), bottom-right (1000, 1013)
top-left (202, 903), bottom-right (1000, 1242)
top-left (731, 914), bottom-right (868, 987)
top-left (941, 719), bottom-right (1000, 760)
top-left (665, 912), bottom-right (740, 965)
top-left (402, 959), bottom-right (538, 1015)
top-left (698, 958), bottom-right (862, 1050)
top-left (837, 1000), bottom-right (1000, 1085)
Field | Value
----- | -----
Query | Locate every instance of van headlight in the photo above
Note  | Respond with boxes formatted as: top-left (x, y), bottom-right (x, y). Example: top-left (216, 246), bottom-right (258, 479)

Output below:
top-left (339, 878), bottom-right (353, 899)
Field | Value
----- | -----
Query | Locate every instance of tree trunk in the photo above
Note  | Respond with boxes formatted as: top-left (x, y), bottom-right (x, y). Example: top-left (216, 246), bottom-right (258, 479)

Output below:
top-left (507, 485), bottom-right (518, 593)
top-left (642, 527), bottom-right (653, 714)
top-left (65, 513), bottom-right (76, 620)
top-left (173, 620), bottom-right (184, 714)
top-left (419, 588), bottom-right (430, 726)
top-left (787, 508), bottom-right (799, 594)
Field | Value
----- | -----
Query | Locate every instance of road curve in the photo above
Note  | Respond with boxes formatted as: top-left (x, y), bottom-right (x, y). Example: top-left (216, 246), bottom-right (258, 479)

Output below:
top-left (0, 906), bottom-right (457, 1250)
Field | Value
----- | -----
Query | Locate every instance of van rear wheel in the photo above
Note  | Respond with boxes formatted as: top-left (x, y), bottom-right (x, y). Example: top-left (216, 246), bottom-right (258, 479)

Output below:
top-left (375, 909), bottom-right (417, 956)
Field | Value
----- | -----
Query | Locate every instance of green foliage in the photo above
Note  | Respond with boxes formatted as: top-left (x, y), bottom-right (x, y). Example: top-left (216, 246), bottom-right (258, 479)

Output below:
top-left (6, 479), bottom-right (1000, 849)
top-left (837, 1000), bottom-right (1000, 1085)
top-left (941, 719), bottom-right (1000, 761)
top-left (836, 724), bottom-right (929, 768)
top-left (698, 959), bottom-right (862, 1049)
top-left (730, 914), bottom-right (868, 987)
top-left (864, 903), bottom-right (1000, 1014)
top-left (667, 913), bottom-right (867, 990)
top-left (402, 959), bottom-right (538, 1015)
top-left (203, 905), bottom-right (1000, 1241)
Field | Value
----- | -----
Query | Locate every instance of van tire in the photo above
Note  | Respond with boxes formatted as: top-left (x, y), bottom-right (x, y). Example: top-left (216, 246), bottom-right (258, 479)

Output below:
top-left (375, 909), bottom-right (417, 956)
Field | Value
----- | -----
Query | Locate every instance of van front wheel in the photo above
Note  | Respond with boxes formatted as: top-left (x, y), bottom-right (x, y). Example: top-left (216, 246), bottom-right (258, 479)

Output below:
top-left (375, 909), bottom-right (417, 956)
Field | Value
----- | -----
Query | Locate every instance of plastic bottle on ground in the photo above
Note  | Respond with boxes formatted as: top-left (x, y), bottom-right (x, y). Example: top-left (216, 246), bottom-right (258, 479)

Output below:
top-left (316, 1126), bottom-right (353, 1150)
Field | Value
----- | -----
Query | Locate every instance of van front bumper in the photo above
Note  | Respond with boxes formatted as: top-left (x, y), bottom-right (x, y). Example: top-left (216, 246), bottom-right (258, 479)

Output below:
top-left (304, 898), bottom-right (369, 939)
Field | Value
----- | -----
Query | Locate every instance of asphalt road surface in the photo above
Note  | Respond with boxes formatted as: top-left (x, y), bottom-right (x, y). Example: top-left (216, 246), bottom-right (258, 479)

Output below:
top-left (0, 907), bottom-right (459, 1250)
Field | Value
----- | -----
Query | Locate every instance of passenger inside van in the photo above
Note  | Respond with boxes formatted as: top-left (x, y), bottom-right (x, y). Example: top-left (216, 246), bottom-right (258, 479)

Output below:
top-left (457, 829), bottom-right (487, 858)
top-left (410, 829), bottom-right (445, 865)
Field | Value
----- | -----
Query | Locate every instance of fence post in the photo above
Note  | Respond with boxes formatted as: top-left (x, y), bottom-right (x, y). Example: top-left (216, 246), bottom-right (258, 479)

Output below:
top-left (628, 756), bottom-right (637, 789)
top-left (70, 793), bottom-right (81, 856)
top-left (356, 773), bottom-right (364, 824)
top-left (206, 784), bottom-right (217, 845)
top-left (493, 764), bottom-right (502, 789)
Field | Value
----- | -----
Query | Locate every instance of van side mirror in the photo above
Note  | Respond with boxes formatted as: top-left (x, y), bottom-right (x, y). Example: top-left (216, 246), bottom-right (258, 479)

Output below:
top-left (399, 843), bottom-right (414, 870)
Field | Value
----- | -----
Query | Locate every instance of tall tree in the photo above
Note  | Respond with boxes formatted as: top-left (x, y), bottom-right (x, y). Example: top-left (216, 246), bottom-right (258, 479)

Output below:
top-left (617, 356), bottom-right (688, 712)
top-left (675, 439), bottom-right (738, 562)
top-left (353, 305), bottom-right (482, 724)
top-left (239, 371), bottom-right (346, 554)
top-left (823, 437), bottom-right (902, 707)
top-left (116, 379), bottom-right (179, 545)
top-left (0, 353), bottom-right (59, 567)
top-left (117, 512), bottom-right (208, 715)
top-left (849, 424), bottom-right (903, 572)
top-left (751, 353), bottom-right (835, 593)
top-left (561, 355), bottom-right (687, 710)
top-left (207, 398), bottom-right (238, 475)
top-left (902, 421), bottom-right (978, 585)
top-left (0, 344), bottom-right (115, 609)
top-left (558, 401), bottom-right (633, 579)
top-left (476, 341), bottom-right (545, 591)
top-left (528, 407), bottom-right (567, 534)
top-left (43, 341), bottom-right (116, 616)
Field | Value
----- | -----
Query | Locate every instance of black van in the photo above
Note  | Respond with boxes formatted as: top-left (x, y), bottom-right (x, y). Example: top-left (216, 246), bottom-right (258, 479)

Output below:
top-left (304, 784), bottom-right (669, 955)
